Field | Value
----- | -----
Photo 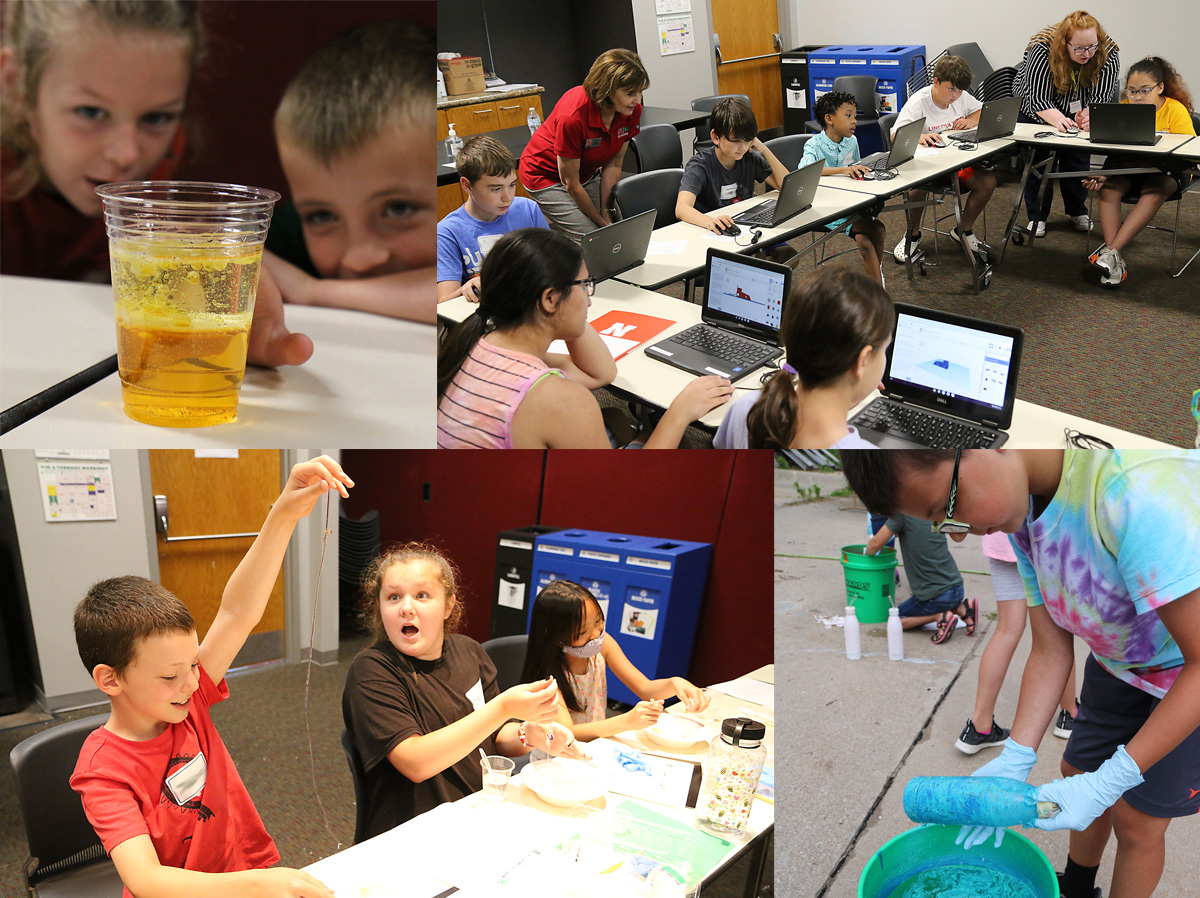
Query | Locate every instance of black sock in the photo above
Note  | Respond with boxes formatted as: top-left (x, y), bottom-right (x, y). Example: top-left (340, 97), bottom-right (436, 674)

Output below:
top-left (1060, 856), bottom-right (1099, 897)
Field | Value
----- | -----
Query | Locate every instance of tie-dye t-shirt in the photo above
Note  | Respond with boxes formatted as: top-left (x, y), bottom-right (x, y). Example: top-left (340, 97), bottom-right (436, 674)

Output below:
top-left (1010, 448), bottom-right (1200, 698)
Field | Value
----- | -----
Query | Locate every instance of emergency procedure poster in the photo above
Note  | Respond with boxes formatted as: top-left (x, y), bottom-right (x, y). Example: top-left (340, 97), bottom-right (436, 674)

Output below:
top-left (38, 461), bottom-right (117, 521)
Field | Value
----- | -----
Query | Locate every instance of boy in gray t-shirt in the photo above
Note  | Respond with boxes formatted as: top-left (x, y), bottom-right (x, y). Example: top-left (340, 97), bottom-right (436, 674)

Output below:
top-left (865, 512), bottom-right (976, 643)
top-left (675, 98), bottom-right (789, 235)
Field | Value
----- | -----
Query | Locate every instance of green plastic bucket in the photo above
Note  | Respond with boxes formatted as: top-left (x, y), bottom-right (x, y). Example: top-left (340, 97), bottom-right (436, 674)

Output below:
top-left (840, 544), bottom-right (896, 624)
top-left (859, 824), bottom-right (1057, 898)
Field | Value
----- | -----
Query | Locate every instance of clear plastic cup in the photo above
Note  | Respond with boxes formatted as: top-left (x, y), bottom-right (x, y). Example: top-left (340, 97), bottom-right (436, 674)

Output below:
top-left (480, 755), bottom-right (515, 801)
top-left (95, 181), bottom-right (280, 427)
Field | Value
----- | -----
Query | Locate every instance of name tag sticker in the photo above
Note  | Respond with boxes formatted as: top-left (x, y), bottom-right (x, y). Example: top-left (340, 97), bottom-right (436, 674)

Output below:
top-left (477, 233), bottom-right (502, 255)
top-left (466, 679), bottom-right (485, 710)
top-left (165, 752), bottom-right (207, 805)
top-left (1069, 99), bottom-right (1082, 114)
top-left (585, 137), bottom-right (603, 148)
top-left (720, 183), bottom-right (738, 200)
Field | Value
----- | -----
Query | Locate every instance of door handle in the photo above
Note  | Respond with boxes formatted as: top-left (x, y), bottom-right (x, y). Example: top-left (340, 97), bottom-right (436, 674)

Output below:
top-left (154, 494), bottom-right (259, 543)
top-left (714, 31), bottom-right (784, 66)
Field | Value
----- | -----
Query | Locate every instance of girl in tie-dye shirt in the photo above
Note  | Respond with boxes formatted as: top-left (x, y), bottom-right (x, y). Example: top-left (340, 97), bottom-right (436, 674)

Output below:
top-left (840, 448), bottom-right (1200, 898)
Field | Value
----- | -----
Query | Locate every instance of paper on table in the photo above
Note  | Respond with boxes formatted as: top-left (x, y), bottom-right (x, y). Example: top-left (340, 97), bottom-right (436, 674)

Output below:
top-left (303, 834), bottom-right (448, 898)
top-left (588, 738), bottom-right (700, 809)
top-left (708, 677), bottom-right (774, 710)
top-left (914, 145), bottom-right (940, 156)
top-left (648, 239), bottom-right (687, 256)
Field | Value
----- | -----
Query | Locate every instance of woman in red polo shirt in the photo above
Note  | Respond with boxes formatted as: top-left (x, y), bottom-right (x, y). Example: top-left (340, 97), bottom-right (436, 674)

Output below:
top-left (518, 48), bottom-right (648, 242)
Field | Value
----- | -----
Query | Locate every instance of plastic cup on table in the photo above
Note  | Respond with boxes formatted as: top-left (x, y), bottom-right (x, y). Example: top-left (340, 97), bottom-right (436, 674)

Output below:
top-left (480, 754), bottom-right (515, 801)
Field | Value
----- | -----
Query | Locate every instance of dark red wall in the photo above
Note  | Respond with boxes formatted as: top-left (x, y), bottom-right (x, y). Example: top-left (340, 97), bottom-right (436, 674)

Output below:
top-left (181, 1), bottom-right (436, 197)
top-left (340, 451), bottom-right (772, 686)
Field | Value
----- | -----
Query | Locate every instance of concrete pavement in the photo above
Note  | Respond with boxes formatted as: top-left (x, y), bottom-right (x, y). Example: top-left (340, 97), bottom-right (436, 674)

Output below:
top-left (773, 469), bottom-right (1197, 898)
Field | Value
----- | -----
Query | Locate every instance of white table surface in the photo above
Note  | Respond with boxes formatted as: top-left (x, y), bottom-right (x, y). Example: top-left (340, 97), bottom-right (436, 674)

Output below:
top-left (846, 390), bottom-right (1174, 448)
top-left (819, 136), bottom-right (1017, 198)
top-left (1, 275), bottom-right (436, 448)
top-left (439, 280), bottom-right (768, 431)
top-left (1007, 121), bottom-right (1196, 156)
top-left (303, 668), bottom-right (775, 897)
top-left (1170, 135), bottom-right (1200, 162)
top-left (614, 186), bottom-right (878, 289)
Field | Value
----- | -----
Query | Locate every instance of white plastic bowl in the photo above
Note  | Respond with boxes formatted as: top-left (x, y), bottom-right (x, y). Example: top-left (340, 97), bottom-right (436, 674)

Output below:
top-left (523, 758), bottom-right (607, 807)
top-left (645, 714), bottom-right (711, 750)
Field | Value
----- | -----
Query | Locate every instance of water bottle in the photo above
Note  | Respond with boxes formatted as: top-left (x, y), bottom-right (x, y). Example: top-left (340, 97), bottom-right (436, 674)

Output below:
top-left (696, 717), bottom-right (768, 836)
top-left (844, 606), bottom-right (861, 660)
top-left (527, 106), bottom-right (541, 135)
top-left (888, 607), bottom-right (904, 660)
top-left (445, 123), bottom-right (463, 159)
top-left (904, 776), bottom-right (1061, 827)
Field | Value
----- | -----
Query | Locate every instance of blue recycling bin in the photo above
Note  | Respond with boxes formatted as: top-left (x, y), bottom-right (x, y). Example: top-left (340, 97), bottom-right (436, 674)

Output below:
top-left (529, 529), bottom-right (711, 707)
top-left (809, 44), bottom-right (926, 152)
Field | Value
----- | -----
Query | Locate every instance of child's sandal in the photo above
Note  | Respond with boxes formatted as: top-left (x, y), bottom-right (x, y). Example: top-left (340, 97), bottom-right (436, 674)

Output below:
top-left (962, 598), bottom-right (979, 636)
top-left (932, 611), bottom-right (958, 644)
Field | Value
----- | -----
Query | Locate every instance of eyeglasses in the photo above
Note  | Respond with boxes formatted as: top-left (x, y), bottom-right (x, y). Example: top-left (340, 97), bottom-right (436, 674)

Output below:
top-left (1125, 86), bottom-right (1159, 97)
top-left (1067, 43), bottom-right (1099, 54)
top-left (568, 277), bottom-right (596, 296)
top-left (931, 447), bottom-right (971, 534)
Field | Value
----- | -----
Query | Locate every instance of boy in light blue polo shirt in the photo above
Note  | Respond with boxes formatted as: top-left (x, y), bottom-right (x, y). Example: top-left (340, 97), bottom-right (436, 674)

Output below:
top-left (799, 91), bottom-right (886, 285)
top-left (437, 136), bottom-right (548, 302)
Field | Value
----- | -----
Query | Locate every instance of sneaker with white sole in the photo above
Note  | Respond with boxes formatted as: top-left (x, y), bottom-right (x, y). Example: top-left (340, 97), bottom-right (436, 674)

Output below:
top-left (1100, 248), bottom-right (1127, 288)
top-left (1071, 214), bottom-right (1091, 232)
top-left (893, 233), bottom-right (921, 264)
top-left (1054, 708), bottom-right (1076, 739)
top-left (1029, 219), bottom-right (1047, 238)
top-left (955, 717), bottom-right (1011, 754)
top-left (1088, 245), bottom-right (1113, 274)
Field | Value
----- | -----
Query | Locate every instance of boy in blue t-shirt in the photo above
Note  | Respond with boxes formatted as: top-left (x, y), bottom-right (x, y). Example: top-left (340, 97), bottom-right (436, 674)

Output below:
top-left (841, 449), bottom-right (1200, 898)
top-left (676, 98), bottom-right (789, 238)
top-left (437, 136), bottom-right (548, 303)
top-left (799, 91), bottom-right (886, 285)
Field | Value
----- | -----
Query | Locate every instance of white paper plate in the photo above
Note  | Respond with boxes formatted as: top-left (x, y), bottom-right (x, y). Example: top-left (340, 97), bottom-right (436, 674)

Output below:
top-left (644, 715), bottom-right (711, 750)
top-left (523, 758), bottom-right (607, 807)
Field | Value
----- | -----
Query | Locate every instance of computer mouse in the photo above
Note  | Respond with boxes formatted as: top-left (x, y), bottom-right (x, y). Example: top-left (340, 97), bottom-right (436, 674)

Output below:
top-left (928, 135), bottom-right (946, 147)
top-left (1062, 123), bottom-right (1080, 133)
top-left (718, 223), bottom-right (741, 237)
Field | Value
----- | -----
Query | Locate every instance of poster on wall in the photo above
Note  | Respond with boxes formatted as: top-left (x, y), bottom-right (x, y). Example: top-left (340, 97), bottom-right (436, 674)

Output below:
top-left (654, 0), bottom-right (689, 13)
top-left (657, 14), bottom-right (694, 56)
top-left (37, 461), bottom-right (117, 522)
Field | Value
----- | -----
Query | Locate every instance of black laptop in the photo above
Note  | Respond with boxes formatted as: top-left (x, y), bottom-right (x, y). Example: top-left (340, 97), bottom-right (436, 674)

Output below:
top-left (644, 248), bottom-right (790, 382)
top-left (849, 302), bottom-right (1024, 448)
top-left (948, 97), bottom-right (1021, 142)
top-left (1089, 103), bottom-right (1162, 146)
top-left (732, 158), bottom-right (824, 227)
top-left (581, 209), bottom-right (656, 282)
top-left (857, 116), bottom-right (925, 176)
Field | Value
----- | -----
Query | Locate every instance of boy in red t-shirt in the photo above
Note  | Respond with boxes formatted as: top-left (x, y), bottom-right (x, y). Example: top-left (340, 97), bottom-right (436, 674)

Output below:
top-left (70, 457), bottom-right (353, 898)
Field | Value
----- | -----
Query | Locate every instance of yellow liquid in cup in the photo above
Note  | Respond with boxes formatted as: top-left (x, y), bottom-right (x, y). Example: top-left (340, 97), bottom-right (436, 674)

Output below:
top-left (110, 239), bottom-right (262, 427)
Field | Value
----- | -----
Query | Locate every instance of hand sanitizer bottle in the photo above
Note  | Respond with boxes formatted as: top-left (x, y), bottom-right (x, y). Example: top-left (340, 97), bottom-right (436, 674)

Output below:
top-left (445, 123), bottom-right (463, 158)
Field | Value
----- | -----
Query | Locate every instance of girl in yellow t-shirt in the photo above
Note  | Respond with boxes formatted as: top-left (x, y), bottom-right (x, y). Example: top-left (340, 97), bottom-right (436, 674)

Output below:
top-left (1083, 56), bottom-right (1196, 288)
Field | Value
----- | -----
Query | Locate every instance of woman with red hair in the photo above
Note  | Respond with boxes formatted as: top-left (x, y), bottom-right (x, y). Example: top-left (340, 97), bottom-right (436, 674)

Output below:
top-left (1013, 10), bottom-right (1121, 237)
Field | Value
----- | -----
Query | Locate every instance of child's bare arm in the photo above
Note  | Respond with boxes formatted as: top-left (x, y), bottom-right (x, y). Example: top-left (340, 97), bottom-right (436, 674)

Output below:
top-left (200, 457), bottom-right (352, 685)
top-left (754, 138), bottom-right (790, 191)
top-left (110, 835), bottom-right (335, 898)
top-left (262, 251), bottom-right (436, 323)
top-left (865, 524), bottom-right (894, 555)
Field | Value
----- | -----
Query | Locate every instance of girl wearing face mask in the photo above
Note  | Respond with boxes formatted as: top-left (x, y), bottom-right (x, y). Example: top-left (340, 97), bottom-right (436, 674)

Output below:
top-left (521, 579), bottom-right (709, 742)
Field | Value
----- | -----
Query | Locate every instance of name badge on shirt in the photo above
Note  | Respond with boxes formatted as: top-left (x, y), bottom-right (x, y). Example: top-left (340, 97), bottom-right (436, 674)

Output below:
top-left (164, 752), bottom-right (207, 805)
top-left (466, 678), bottom-right (486, 710)
top-left (585, 137), bottom-right (603, 149)
top-left (477, 233), bottom-right (502, 256)
top-left (617, 127), bottom-right (629, 139)
top-left (1069, 99), bottom-right (1082, 114)
top-left (719, 183), bottom-right (738, 201)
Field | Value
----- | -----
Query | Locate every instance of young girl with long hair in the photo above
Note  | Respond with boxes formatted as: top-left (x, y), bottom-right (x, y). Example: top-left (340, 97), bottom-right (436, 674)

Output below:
top-left (1084, 56), bottom-right (1196, 288)
top-left (521, 579), bottom-right (709, 742)
top-left (436, 227), bottom-right (733, 448)
top-left (714, 266), bottom-right (892, 450)
top-left (342, 543), bottom-right (585, 839)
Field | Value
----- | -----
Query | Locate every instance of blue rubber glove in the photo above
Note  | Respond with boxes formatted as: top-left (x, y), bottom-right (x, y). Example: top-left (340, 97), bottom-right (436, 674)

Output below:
top-left (1031, 745), bottom-right (1144, 832)
top-left (957, 738), bottom-right (1039, 850)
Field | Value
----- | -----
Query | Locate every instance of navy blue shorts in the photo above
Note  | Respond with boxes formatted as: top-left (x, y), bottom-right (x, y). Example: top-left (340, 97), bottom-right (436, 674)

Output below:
top-left (1063, 653), bottom-right (1200, 818)
top-left (897, 583), bottom-right (964, 618)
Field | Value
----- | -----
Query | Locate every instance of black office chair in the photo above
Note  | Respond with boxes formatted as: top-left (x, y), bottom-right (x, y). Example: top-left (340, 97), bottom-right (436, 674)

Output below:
top-left (690, 93), bottom-right (751, 153)
top-left (338, 507), bottom-right (380, 633)
top-left (10, 715), bottom-right (124, 898)
top-left (833, 76), bottom-right (881, 137)
top-left (340, 728), bottom-right (371, 845)
top-left (909, 43), bottom-right (994, 96)
top-left (480, 634), bottom-right (529, 692)
top-left (878, 113), bottom-right (898, 153)
top-left (629, 123), bottom-right (683, 172)
top-left (612, 168), bottom-right (683, 227)
top-left (762, 134), bottom-right (812, 172)
top-left (977, 66), bottom-right (1017, 103)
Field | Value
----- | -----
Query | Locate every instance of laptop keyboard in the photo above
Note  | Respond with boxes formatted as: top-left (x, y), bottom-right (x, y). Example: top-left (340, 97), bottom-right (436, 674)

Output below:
top-left (851, 399), bottom-right (1000, 448)
top-left (735, 202), bottom-right (777, 226)
top-left (673, 324), bottom-right (774, 368)
top-left (952, 128), bottom-right (978, 141)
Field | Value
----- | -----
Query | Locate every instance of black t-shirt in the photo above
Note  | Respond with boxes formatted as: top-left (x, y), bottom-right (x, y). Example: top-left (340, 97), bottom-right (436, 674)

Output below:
top-left (342, 634), bottom-right (501, 839)
top-left (679, 147), bottom-right (772, 214)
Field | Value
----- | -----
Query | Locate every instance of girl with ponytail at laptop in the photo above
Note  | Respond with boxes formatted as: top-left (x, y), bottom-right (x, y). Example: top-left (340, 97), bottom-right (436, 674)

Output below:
top-left (1083, 57), bottom-right (1196, 289)
top-left (713, 266), bottom-right (892, 450)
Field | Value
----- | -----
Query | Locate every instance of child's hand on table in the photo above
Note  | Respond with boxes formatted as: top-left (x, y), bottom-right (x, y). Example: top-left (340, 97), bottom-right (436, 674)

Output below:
top-left (523, 721), bottom-right (591, 761)
top-left (671, 677), bottom-right (709, 712)
top-left (627, 699), bottom-right (664, 729)
top-left (501, 677), bottom-right (559, 725)
top-left (246, 262), bottom-right (314, 368)
top-left (248, 867), bottom-right (336, 898)
top-left (275, 456), bottom-right (353, 520)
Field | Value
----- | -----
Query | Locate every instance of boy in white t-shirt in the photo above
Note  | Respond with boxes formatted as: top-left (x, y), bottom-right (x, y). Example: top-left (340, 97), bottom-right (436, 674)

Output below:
top-left (890, 56), bottom-right (997, 264)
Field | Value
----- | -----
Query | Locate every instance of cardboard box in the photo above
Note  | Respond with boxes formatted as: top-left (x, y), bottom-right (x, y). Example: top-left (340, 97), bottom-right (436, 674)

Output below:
top-left (437, 56), bottom-right (485, 96)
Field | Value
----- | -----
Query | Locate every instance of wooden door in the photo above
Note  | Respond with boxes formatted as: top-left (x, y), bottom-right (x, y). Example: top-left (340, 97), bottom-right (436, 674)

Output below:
top-left (148, 450), bottom-right (285, 668)
top-left (711, 0), bottom-right (783, 132)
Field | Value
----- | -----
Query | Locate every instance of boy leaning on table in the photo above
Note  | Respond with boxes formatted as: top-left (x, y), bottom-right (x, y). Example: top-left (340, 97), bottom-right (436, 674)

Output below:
top-left (69, 457), bottom-right (352, 898)
top-left (262, 21), bottom-right (436, 324)
top-left (889, 55), bottom-right (997, 266)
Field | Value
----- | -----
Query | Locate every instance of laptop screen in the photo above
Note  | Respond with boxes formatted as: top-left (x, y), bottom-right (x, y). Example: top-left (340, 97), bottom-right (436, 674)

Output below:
top-left (886, 307), bottom-right (1020, 423)
top-left (706, 252), bottom-right (787, 332)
